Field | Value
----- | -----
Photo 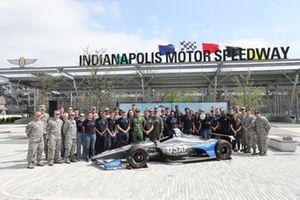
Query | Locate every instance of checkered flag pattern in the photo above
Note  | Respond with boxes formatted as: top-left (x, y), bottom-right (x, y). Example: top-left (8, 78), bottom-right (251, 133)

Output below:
top-left (180, 41), bottom-right (197, 51)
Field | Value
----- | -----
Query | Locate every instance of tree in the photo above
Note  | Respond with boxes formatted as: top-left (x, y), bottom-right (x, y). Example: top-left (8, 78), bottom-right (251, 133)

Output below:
top-left (159, 89), bottom-right (198, 102)
top-left (32, 72), bottom-right (58, 105)
top-left (231, 71), bottom-right (262, 111)
top-left (80, 47), bottom-right (132, 110)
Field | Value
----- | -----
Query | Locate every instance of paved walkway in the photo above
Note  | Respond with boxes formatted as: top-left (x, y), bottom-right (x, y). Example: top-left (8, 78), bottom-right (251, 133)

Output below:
top-left (0, 124), bottom-right (299, 200)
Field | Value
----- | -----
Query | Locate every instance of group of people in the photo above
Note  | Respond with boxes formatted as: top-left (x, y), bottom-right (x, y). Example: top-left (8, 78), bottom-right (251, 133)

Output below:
top-left (25, 104), bottom-right (271, 169)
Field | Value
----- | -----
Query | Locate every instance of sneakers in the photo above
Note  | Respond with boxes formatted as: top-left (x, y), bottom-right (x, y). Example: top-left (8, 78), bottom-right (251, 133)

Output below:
top-left (70, 157), bottom-right (77, 162)
top-left (48, 160), bottom-right (54, 166)
top-left (252, 149), bottom-right (258, 155)
top-left (37, 161), bottom-right (44, 166)
top-left (54, 159), bottom-right (64, 164)
top-left (85, 158), bottom-right (90, 162)
top-left (27, 162), bottom-right (34, 169)
top-left (65, 158), bottom-right (71, 164)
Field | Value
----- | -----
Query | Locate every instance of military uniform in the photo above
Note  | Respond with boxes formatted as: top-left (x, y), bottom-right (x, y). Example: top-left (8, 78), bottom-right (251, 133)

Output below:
top-left (254, 116), bottom-right (271, 155)
top-left (63, 119), bottom-right (77, 163)
top-left (25, 120), bottom-right (44, 168)
top-left (41, 112), bottom-right (49, 158)
top-left (47, 118), bottom-right (64, 165)
top-left (131, 116), bottom-right (144, 143)
top-left (241, 115), bottom-right (257, 153)
top-left (151, 116), bottom-right (164, 142)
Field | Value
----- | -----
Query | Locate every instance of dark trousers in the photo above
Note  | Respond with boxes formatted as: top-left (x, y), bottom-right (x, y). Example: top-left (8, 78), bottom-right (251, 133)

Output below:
top-left (61, 132), bottom-right (65, 159)
top-left (232, 132), bottom-right (241, 150)
top-left (117, 132), bottom-right (128, 143)
top-left (183, 129), bottom-right (193, 135)
top-left (95, 134), bottom-right (105, 154)
top-left (167, 129), bottom-right (174, 138)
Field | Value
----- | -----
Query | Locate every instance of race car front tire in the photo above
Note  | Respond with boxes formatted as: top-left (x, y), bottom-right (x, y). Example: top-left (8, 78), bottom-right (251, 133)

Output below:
top-left (127, 146), bottom-right (149, 168)
top-left (215, 140), bottom-right (232, 160)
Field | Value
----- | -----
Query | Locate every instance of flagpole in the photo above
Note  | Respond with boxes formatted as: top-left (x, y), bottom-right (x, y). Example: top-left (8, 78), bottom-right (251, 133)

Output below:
top-left (178, 39), bottom-right (181, 74)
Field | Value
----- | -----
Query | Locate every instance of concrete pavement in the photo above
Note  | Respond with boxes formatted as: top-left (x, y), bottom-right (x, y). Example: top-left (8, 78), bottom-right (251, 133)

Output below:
top-left (0, 123), bottom-right (299, 200)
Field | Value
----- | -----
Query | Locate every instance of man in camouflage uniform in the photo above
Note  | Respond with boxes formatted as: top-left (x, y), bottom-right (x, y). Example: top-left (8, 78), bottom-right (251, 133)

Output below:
top-left (241, 108), bottom-right (257, 154)
top-left (39, 104), bottom-right (49, 159)
top-left (47, 110), bottom-right (64, 166)
top-left (63, 112), bottom-right (77, 163)
top-left (131, 109), bottom-right (144, 143)
top-left (151, 110), bottom-right (164, 144)
top-left (25, 112), bottom-right (44, 169)
top-left (254, 111), bottom-right (271, 156)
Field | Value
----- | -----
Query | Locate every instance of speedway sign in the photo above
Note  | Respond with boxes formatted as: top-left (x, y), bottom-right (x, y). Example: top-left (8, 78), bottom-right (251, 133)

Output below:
top-left (79, 46), bottom-right (290, 66)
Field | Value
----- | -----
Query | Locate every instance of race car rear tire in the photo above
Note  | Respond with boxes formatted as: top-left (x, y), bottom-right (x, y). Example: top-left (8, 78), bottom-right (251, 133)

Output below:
top-left (215, 140), bottom-right (232, 160)
top-left (127, 146), bottom-right (149, 168)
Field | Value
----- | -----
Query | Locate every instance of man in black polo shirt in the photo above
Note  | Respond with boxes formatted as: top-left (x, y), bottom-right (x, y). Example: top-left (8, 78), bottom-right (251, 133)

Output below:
top-left (219, 111), bottom-right (231, 142)
top-left (174, 105), bottom-right (182, 128)
top-left (165, 110), bottom-right (178, 138)
top-left (115, 110), bottom-right (130, 143)
top-left (181, 107), bottom-right (193, 135)
top-left (143, 110), bottom-right (154, 140)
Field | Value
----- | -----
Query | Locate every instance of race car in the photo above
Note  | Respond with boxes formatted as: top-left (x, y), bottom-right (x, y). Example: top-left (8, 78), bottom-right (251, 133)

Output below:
top-left (91, 128), bottom-right (232, 169)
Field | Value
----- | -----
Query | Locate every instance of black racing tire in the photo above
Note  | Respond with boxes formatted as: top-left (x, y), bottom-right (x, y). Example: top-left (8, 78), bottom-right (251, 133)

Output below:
top-left (127, 146), bottom-right (149, 168)
top-left (215, 140), bottom-right (232, 160)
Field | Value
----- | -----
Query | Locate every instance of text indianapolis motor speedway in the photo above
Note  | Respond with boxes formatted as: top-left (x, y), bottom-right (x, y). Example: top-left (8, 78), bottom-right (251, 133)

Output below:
top-left (79, 46), bottom-right (290, 66)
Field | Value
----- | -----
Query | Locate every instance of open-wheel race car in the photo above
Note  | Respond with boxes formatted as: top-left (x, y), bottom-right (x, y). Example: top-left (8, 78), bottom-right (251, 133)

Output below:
top-left (91, 128), bottom-right (232, 169)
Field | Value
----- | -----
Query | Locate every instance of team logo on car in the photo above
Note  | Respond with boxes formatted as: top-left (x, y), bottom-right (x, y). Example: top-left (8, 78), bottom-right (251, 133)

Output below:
top-left (166, 146), bottom-right (188, 155)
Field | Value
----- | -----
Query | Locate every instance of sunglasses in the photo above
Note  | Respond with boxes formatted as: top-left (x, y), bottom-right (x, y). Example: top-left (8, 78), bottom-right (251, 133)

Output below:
top-left (70, 115), bottom-right (75, 116)
top-left (55, 113), bottom-right (60, 115)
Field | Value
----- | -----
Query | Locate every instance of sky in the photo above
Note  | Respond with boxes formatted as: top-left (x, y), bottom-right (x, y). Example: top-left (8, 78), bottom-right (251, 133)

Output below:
top-left (1, 0), bottom-right (300, 67)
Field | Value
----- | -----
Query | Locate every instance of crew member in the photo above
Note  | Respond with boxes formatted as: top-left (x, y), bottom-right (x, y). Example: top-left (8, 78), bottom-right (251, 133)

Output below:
top-left (143, 110), bottom-right (154, 140)
top-left (181, 107), bottom-right (193, 135)
top-left (254, 111), bottom-right (271, 156)
top-left (47, 111), bottom-right (64, 166)
top-left (25, 112), bottom-right (44, 169)
top-left (230, 113), bottom-right (242, 152)
top-left (107, 111), bottom-right (117, 149)
top-left (151, 110), bottom-right (164, 143)
top-left (193, 112), bottom-right (202, 136)
top-left (165, 111), bottom-right (178, 138)
top-left (95, 111), bottom-right (108, 154)
top-left (115, 110), bottom-right (130, 143)
top-left (63, 112), bottom-right (77, 163)
top-left (39, 104), bottom-right (49, 159)
top-left (82, 112), bottom-right (96, 162)
top-left (241, 108), bottom-right (257, 154)
top-left (131, 109), bottom-right (144, 143)
top-left (218, 111), bottom-right (231, 141)
top-left (76, 113), bottom-right (85, 160)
